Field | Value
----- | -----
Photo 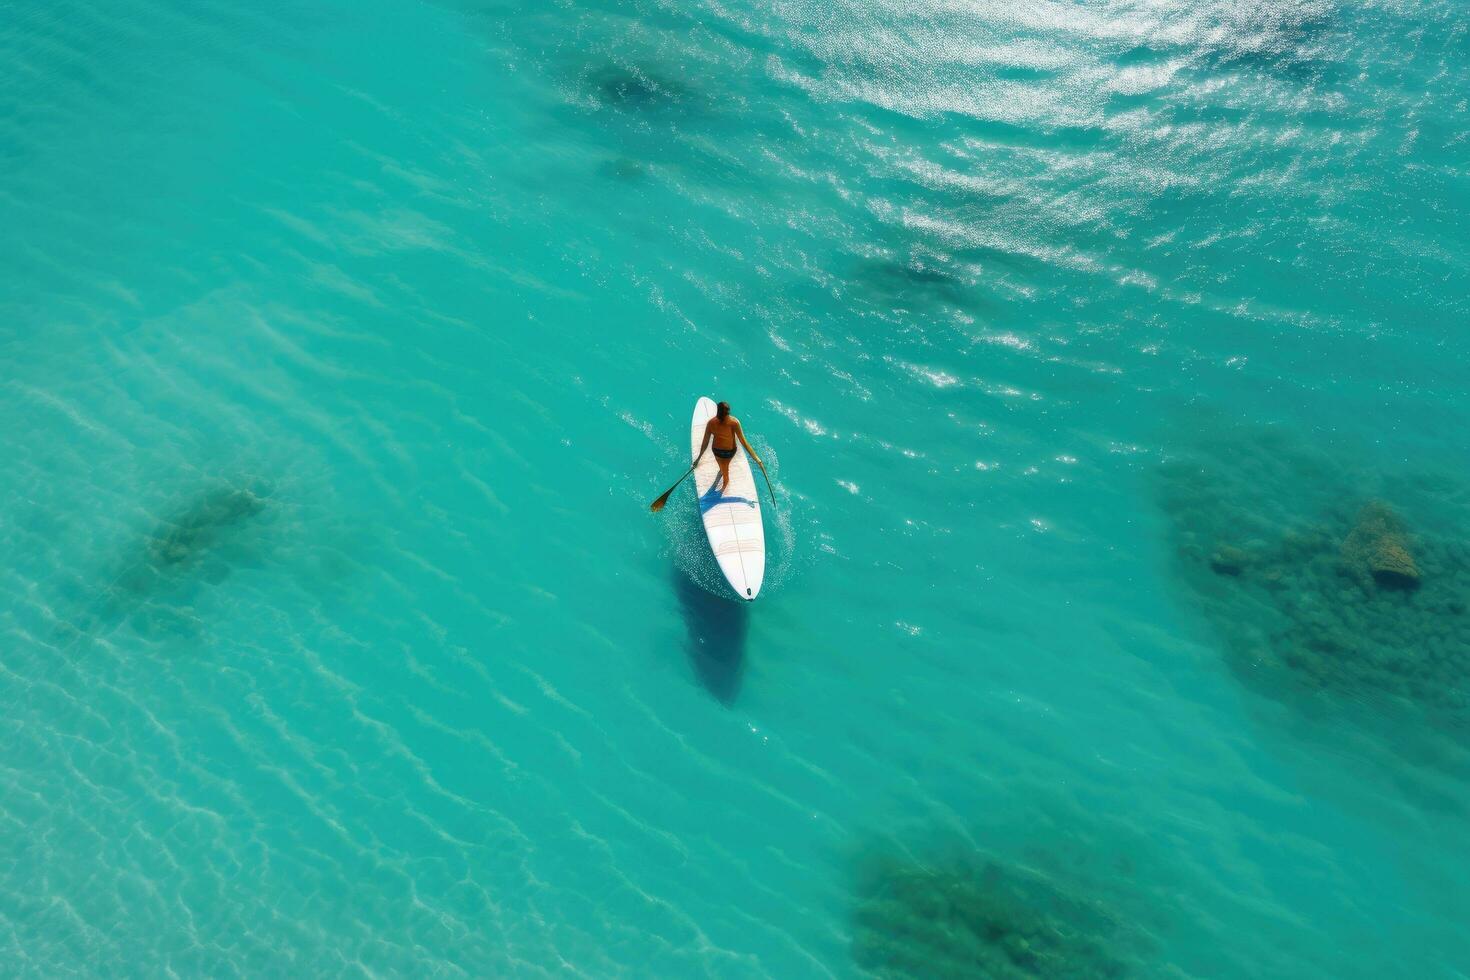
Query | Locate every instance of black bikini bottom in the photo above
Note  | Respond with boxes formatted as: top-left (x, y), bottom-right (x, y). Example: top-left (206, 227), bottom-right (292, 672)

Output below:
top-left (713, 446), bottom-right (736, 460)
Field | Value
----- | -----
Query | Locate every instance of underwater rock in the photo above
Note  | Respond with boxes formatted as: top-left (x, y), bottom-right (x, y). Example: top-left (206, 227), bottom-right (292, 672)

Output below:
top-left (852, 851), bottom-right (1140, 979)
top-left (1340, 500), bottom-right (1420, 590)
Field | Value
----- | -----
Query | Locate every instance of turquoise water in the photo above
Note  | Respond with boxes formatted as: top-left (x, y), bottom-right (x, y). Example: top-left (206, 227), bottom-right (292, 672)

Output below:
top-left (3, 0), bottom-right (1469, 974)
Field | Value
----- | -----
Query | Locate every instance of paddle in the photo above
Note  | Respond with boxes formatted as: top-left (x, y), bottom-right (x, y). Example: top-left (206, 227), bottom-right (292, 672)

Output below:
top-left (752, 453), bottom-right (777, 510)
top-left (650, 454), bottom-right (701, 512)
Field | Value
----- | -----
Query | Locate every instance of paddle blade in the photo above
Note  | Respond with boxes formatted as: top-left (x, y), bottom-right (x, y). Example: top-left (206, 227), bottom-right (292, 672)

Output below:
top-left (650, 462), bottom-right (696, 514)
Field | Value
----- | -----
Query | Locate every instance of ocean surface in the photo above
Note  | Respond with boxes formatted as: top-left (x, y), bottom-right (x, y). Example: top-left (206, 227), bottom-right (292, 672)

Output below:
top-left (3, 0), bottom-right (1469, 975)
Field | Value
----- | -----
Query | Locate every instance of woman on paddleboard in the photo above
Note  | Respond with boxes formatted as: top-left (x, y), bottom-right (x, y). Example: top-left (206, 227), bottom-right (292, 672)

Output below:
top-left (696, 401), bottom-right (762, 495)
top-left (648, 398), bottom-right (775, 516)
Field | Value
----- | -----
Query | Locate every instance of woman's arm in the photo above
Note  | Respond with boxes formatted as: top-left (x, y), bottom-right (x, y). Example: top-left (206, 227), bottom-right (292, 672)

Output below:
top-left (695, 420), bottom-right (713, 462)
top-left (733, 420), bottom-right (761, 465)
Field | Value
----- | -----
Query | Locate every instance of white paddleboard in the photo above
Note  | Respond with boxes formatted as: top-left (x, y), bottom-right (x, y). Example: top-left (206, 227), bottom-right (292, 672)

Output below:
top-left (690, 397), bottom-right (765, 601)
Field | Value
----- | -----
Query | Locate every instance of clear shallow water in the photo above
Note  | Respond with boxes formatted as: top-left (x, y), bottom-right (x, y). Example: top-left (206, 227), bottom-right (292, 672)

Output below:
top-left (2, 0), bottom-right (1468, 975)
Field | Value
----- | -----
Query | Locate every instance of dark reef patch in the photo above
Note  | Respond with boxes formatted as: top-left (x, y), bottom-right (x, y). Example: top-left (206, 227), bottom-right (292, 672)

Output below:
top-left (53, 479), bottom-right (280, 644)
top-left (1157, 423), bottom-right (1470, 730)
top-left (120, 484), bottom-right (270, 597)
top-left (852, 847), bottom-right (1146, 979)
top-left (149, 487), bottom-right (265, 569)
top-left (584, 63), bottom-right (690, 113)
top-left (851, 251), bottom-right (974, 314)
top-left (597, 156), bottom-right (648, 182)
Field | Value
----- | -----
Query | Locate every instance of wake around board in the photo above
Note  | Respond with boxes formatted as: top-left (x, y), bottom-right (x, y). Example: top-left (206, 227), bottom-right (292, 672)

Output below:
top-left (689, 397), bottom-right (765, 601)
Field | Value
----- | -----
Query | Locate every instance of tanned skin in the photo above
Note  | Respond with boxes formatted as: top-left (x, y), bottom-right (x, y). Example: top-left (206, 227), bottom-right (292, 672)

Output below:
top-left (695, 405), bottom-right (762, 496)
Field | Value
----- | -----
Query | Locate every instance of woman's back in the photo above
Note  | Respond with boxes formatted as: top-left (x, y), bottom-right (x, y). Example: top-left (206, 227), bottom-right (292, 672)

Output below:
top-left (708, 415), bottom-right (739, 449)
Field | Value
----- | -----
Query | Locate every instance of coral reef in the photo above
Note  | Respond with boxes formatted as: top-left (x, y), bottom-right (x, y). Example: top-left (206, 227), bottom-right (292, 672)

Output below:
top-left (852, 850), bottom-right (1141, 979)
top-left (1157, 426), bottom-right (1470, 727)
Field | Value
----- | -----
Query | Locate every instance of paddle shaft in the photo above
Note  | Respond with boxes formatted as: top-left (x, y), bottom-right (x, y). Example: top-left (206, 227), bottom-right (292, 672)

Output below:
top-left (649, 452), bottom-right (703, 512)
top-left (752, 454), bottom-right (777, 510)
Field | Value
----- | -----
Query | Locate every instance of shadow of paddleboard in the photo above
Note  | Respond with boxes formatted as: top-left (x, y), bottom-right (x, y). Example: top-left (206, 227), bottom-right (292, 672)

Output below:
top-left (672, 567), bottom-right (748, 706)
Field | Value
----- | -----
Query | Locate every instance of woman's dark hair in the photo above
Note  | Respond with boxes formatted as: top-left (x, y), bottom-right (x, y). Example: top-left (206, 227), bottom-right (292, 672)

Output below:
top-left (716, 401), bottom-right (731, 420)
